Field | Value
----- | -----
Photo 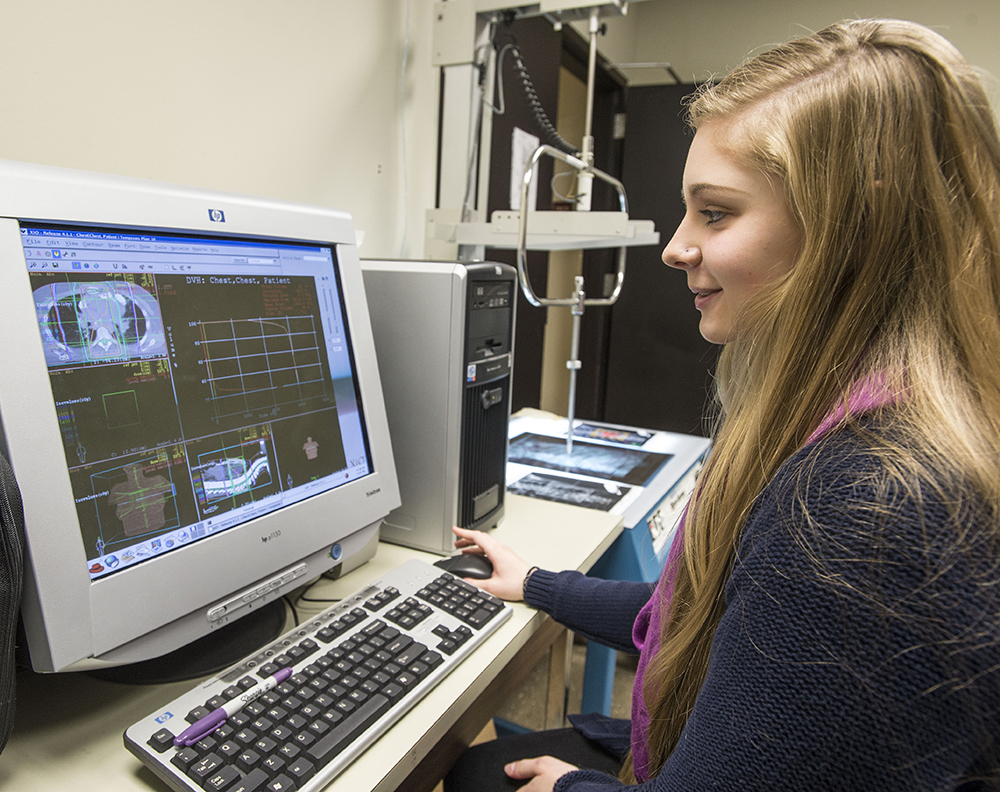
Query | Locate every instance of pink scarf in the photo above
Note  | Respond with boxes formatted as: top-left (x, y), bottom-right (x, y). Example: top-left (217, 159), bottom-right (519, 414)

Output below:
top-left (628, 516), bottom-right (686, 781)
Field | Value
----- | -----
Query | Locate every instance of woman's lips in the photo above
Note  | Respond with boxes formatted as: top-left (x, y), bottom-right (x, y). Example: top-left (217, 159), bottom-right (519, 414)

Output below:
top-left (692, 287), bottom-right (721, 310)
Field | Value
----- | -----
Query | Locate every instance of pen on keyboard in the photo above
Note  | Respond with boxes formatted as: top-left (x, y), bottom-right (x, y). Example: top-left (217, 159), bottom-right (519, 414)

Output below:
top-left (173, 667), bottom-right (293, 747)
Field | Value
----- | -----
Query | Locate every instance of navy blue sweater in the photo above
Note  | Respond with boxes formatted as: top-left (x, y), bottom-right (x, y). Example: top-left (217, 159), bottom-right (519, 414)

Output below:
top-left (524, 423), bottom-right (1000, 791)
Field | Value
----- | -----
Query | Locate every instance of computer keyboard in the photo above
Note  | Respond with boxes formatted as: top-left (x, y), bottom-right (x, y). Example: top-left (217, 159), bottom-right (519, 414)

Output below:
top-left (125, 558), bottom-right (512, 792)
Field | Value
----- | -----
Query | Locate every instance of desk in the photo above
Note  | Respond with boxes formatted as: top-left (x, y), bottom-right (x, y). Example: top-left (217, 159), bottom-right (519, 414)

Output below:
top-left (0, 494), bottom-right (622, 792)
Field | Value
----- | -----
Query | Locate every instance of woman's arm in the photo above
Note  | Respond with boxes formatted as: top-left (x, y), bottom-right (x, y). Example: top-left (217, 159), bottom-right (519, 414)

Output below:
top-left (452, 527), bottom-right (653, 653)
top-left (524, 568), bottom-right (652, 653)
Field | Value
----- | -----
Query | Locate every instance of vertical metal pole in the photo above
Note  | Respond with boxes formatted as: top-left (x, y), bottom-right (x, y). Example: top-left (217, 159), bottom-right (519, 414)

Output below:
top-left (584, 9), bottom-right (598, 144)
top-left (565, 276), bottom-right (585, 455)
top-left (575, 9), bottom-right (599, 212)
top-left (566, 12), bottom-right (599, 450)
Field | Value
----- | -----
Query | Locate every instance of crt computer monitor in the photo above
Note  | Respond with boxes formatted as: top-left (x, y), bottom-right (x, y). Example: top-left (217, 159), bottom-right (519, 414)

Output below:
top-left (0, 159), bottom-right (399, 674)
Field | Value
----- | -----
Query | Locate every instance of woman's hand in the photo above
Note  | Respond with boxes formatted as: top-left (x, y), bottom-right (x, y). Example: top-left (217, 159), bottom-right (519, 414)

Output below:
top-left (504, 756), bottom-right (578, 791)
top-left (451, 526), bottom-right (532, 601)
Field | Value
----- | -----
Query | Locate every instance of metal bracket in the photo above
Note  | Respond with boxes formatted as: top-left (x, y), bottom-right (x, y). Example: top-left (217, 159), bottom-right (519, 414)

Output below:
top-left (515, 143), bottom-right (629, 308)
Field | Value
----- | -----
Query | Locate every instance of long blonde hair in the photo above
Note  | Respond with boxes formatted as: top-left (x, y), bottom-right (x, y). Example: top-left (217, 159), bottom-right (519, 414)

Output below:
top-left (627, 19), bottom-right (1000, 781)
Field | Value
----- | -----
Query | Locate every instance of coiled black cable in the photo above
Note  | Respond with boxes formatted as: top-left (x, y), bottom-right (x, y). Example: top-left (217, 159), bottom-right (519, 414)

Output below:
top-left (508, 44), bottom-right (580, 157)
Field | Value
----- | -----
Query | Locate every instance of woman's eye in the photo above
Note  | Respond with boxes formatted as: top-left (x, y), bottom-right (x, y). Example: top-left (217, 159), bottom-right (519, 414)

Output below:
top-left (700, 209), bottom-right (727, 225)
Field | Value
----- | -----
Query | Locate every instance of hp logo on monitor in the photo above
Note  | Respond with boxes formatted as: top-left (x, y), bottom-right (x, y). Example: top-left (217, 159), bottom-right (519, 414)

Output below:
top-left (208, 209), bottom-right (226, 223)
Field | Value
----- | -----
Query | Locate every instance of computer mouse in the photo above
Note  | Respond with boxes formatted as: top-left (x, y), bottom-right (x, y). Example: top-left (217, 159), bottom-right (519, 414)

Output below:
top-left (434, 553), bottom-right (495, 580)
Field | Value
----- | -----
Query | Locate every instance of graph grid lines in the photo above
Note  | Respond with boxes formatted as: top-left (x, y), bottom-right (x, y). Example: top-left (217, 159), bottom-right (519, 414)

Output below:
top-left (198, 315), bottom-right (330, 421)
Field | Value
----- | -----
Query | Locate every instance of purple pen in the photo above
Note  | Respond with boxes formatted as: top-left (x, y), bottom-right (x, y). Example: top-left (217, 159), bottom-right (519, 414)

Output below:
top-left (173, 667), bottom-right (294, 747)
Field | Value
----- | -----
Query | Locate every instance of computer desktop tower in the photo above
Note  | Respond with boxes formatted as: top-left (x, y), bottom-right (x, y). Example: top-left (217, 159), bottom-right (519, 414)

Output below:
top-left (361, 260), bottom-right (516, 554)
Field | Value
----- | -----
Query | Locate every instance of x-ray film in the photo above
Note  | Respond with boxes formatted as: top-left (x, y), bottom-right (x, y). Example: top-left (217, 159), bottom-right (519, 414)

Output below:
top-left (508, 432), bottom-right (671, 487)
top-left (508, 472), bottom-right (629, 511)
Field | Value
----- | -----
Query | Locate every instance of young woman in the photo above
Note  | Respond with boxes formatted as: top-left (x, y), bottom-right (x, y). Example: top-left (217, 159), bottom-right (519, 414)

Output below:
top-left (444, 18), bottom-right (1000, 792)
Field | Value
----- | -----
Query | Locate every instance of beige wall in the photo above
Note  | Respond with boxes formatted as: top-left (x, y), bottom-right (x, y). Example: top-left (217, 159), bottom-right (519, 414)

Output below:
top-left (596, 0), bottom-right (1000, 104)
top-left (0, 0), bottom-right (439, 259)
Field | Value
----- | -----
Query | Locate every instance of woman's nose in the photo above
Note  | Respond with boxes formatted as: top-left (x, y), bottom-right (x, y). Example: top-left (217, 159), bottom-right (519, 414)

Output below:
top-left (662, 235), bottom-right (702, 269)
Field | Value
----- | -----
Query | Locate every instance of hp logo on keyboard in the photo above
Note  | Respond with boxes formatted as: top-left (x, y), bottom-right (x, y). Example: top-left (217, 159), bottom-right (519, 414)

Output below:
top-left (154, 712), bottom-right (174, 724)
top-left (208, 209), bottom-right (225, 222)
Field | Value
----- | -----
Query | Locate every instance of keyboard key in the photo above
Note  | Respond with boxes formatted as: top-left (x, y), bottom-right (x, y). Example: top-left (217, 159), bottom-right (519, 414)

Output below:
top-left (230, 767), bottom-right (270, 792)
top-left (421, 651), bottom-right (443, 668)
top-left (254, 736), bottom-right (278, 756)
top-left (307, 719), bottom-right (329, 737)
top-left (189, 752), bottom-right (225, 783)
top-left (378, 626), bottom-right (400, 642)
top-left (147, 728), bottom-right (174, 753)
top-left (261, 754), bottom-right (286, 777)
top-left (205, 763), bottom-right (242, 791)
top-left (266, 774), bottom-right (296, 792)
top-left (269, 723), bottom-right (292, 741)
top-left (170, 746), bottom-right (199, 772)
top-left (195, 735), bottom-right (219, 753)
top-left (384, 635), bottom-right (413, 656)
top-left (394, 642), bottom-right (428, 668)
top-left (250, 717), bottom-right (273, 735)
top-left (186, 706), bottom-right (211, 724)
top-left (437, 639), bottom-right (457, 655)
top-left (237, 747), bottom-right (263, 773)
top-left (286, 757), bottom-right (317, 784)
top-left (306, 694), bottom-right (391, 766)
top-left (233, 728), bottom-right (258, 746)
top-left (382, 682), bottom-right (404, 700)
top-left (321, 709), bottom-right (343, 727)
top-left (229, 711), bottom-right (253, 729)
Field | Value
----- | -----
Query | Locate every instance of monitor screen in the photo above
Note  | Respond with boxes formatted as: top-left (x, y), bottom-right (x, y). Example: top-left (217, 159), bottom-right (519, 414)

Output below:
top-left (0, 160), bottom-right (399, 673)
top-left (26, 224), bottom-right (370, 582)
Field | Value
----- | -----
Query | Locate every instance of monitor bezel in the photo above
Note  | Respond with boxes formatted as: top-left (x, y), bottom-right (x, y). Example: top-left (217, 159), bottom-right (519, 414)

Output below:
top-left (0, 160), bottom-right (399, 672)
